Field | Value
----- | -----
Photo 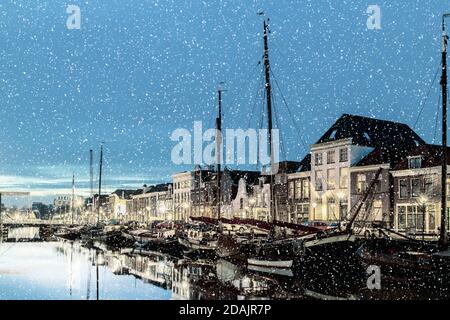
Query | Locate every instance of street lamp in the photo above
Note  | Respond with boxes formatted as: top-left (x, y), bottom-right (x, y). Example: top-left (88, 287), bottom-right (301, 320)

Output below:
top-left (249, 198), bottom-right (256, 220)
top-left (418, 195), bottom-right (428, 241)
top-left (337, 192), bottom-right (346, 229)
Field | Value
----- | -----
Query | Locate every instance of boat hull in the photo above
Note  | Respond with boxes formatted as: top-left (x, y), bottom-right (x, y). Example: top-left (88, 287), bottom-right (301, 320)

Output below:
top-left (247, 258), bottom-right (293, 268)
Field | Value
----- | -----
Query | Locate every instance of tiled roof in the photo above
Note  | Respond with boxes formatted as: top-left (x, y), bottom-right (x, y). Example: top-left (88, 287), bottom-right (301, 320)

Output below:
top-left (314, 114), bottom-right (425, 168)
top-left (393, 144), bottom-right (450, 170)
top-left (111, 189), bottom-right (137, 199)
top-left (316, 114), bottom-right (424, 149)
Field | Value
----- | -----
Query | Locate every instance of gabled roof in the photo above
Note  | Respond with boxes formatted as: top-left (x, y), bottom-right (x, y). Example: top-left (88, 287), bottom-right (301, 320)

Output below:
top-left (275, 161), bottom-right (302, 174)
top-left (316, 114), bottom-right (424, 149)
top-left (111, 189), bottom-right (137, 199)
top-left (296, 154), bottom-right (311, 172)
top-left (314, 114), bottom-right (425, 168)
top-left (144, 183), bottom-right (171, 193)
top-left (393, 144), bottom-right (450, 170)
top-left (225, 169), bottom-right (260, 185)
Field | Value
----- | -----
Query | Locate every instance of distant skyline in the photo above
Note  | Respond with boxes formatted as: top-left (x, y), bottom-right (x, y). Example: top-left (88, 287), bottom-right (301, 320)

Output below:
top-left (0, 1), bottom-right (449, 205)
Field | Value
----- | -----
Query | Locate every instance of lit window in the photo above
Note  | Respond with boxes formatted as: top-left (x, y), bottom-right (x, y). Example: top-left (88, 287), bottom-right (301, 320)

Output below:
top-left (315, 170), bottom-right (323, 191)
top-left (327, 169), bottom-right (336, 189)
top-left (295, 180), bottom-right (301, 199)
top-left (357, 174), bottom-right (366, 193)
top-left (289, 181), bottom-right (295, 198)
top-left (302, 180), bottom-right (310, 199)
top-left (339, 167), bottom-right (348, 188)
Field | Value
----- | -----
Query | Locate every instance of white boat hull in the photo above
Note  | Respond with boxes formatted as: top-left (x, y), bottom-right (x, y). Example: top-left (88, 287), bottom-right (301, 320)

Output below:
top-left (304, 233), bottom-right (356, 248)
top-left (247, 258), bottom-right (293, 268)
top-left (247, 265), bottom-right (294, 277)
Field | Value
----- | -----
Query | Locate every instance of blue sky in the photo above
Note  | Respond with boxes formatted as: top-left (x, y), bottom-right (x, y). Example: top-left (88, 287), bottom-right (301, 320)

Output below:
top-left (0, 0), bottom-right (449, 205)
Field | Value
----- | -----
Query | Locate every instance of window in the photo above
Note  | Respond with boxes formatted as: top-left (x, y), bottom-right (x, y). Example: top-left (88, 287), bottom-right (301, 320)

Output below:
top-left (398, 206), bottom-right (406, 230)
top-left (408, 156), bottom-right (422, 169)
top-left (399, 179), bottom-right (408, 198)
top-left (428, 205), bottom-right (436, 231)
top-left (302, 180), bottom-right (310, 199)
top-left (315, 153), bottom-right (323, 166)
top-left (295, 180), bottom-right (302, 199)
top-left (327, 169), bottom-right (336, 189)
top-left (296, 203), bottom-right (309, 222)
top-left (289, 181), bottom-right (295, 198)
top-left (424, 177), bottom-right (433, 196)
top-left (339, 167), bottom-right (348, 188)
top-left (327, 198), bottom-right (336, 221)
top-left (240, 198), bottom-right (243, 209)
top-left (315, 170), bottom-right (323, 191)
top-left (339, 148), bottom-right (348, 162)
top-left (357, 174), bottom-right (366, 193)
top-left (411, 178), bottom-right (420, 197)
top-left (327, 150), bottom-right (335, 164)
top-left (339, 199), bottom-right (348, 219)
top-left (376, 174), bottom-right (383, 192)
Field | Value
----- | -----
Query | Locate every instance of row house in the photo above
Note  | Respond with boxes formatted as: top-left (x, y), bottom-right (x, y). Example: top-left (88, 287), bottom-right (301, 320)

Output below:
top-left (53, 195), bottom-right (85, 210)
top-left (190, 165), bottom-right (261, 220)
top-left (223, 170), bottom-right (263, 220)
top-left (172, 171), bottom-right (193, 221)
top-left (391, 144), bottom-right (450, 235)
top-left (295, 114), bottom-right (425, 225)
top-left (126, 184), bottom-right (173, 224)
top-left (271, 161), bottom-right (303, 222)
top-left (191, 165), bottom-right (215, 218)
top-left (287, 156), bottom-right (311, 224)
top-left (106, 189), bottom-right (136, 221)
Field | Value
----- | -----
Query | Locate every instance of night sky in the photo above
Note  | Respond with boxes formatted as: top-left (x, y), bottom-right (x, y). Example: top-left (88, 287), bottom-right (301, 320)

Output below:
top-left (0, 0), bottom-right (448, 205)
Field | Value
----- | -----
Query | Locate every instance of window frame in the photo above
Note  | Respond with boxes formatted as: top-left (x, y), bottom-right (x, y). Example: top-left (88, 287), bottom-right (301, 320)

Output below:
top-left (408, 156), bottom-right (422, 169)
top-left (339, 148), bottom-right (348, 162)
top-left (399, 179), bottom-right (409, 199)
top-left (315, 153), bottom-right (323, 166)
top-left (410, 178), bottom-right (421, 198)
top-left (327, 150), bottom-right (335, 164)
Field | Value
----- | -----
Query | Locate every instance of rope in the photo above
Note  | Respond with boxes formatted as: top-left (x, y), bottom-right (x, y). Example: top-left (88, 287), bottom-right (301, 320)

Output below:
top-left (433, 94), bottom-right (442, 144)
top-left (413, 65), bottom-right (440, 129)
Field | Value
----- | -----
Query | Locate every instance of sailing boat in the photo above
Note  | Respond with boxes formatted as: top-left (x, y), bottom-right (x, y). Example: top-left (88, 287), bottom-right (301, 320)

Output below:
top-left (356, 14), bottom-right (450, 291)
top-left (243, 18), bottom-right (314, 270)
top-left (178, 89), bottom-right (224, 255)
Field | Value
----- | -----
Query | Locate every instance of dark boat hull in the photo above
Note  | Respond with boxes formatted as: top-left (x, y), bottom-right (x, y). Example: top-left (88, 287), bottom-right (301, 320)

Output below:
top-left (356, 238), bottom-right (450, 294)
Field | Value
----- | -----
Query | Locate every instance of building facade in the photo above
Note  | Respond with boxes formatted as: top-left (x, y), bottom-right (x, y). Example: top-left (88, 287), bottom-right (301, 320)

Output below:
top-left (172, 172), bottom-right (193, 221)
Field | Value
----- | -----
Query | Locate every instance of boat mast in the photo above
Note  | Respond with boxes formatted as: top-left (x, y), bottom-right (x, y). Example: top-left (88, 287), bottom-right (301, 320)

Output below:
top-left (90, 149), bottom-right (94, 220)
top-left (440, 14), bottom-right (450, 250)
top-left (263, 18), bottom-right (275, 233)
top-left (97, 144), bottom-right (103, 226)
top-left (216, 87), bottom-right (223, 232)
top-left (71, 172), bottom-right (75, 225)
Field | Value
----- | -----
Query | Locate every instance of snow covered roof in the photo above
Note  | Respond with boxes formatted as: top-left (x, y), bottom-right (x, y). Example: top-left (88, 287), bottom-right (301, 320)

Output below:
top-left (316, 114), bottom-right (425, 149)
top-left (393, 144), bottom-right (450, 170)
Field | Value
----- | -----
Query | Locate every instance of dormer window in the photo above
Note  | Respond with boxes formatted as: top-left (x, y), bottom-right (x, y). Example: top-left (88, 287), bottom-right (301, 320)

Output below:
top-left (408, 156), bottom-right (422, 169)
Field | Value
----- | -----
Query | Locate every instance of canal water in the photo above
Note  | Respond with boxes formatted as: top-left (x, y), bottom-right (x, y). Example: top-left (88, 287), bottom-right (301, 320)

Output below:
top-left (0, 227), bottom-right (444, 300)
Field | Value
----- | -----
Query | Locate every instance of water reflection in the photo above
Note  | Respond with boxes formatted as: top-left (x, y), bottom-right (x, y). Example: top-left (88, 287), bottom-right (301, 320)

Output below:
top-left (6, 227), bottom-right (40, 241)
top-left (0, 231), bottom-right (443, 300)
